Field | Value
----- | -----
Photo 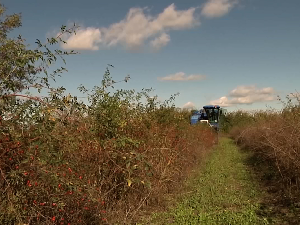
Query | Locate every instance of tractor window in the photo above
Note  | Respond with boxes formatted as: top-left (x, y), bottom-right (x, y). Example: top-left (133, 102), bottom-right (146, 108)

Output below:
top-left (205, 108), bottom-right (219, 122)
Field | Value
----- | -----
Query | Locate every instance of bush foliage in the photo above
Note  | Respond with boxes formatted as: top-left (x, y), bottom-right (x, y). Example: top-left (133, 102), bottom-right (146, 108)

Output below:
top-left (227, 95), bottom-right (300, 200)
top-left (0, 5), bottom-right (216, 224)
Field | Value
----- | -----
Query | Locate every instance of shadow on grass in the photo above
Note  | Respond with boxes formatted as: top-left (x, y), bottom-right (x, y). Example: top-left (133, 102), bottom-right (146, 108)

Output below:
top-left (242, 150), bottom-right (300, 225)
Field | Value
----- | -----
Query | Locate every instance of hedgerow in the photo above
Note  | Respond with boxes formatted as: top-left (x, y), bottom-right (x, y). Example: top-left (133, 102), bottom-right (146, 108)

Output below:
top-left (228, 95), bottom-right (300, 202)
top-left (0, 5), bottom-right (216, 224)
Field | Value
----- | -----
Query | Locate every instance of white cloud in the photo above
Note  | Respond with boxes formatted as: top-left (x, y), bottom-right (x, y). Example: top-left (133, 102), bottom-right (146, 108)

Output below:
top-left (183, 101), bottom-right (196, 109)
top-left (229, 85), bottom-right (275, 97)
top-left (61, 27), bottom-right (101, 50)
top-left (210, 85), bottom-right (277, 107)
top-left (201, 0), bottom-right (238, 18)
top-left (150, 33), bottom-right (170, 51)
top-left (158, 72), bottom-right (206, 81)
top-left (60, 4), bottom-right (199, 51)
top-left (102, 4), bottom-right (199, 50)
top-left (210, 96), bottom-right (232, 107)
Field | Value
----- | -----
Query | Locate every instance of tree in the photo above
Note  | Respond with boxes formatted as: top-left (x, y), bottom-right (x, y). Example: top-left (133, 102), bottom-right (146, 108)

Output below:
top-left (0, 3), bottom-right (78, 115)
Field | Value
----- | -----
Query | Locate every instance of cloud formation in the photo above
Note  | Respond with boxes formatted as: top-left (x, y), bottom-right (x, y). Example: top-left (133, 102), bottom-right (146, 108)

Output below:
top-left (183, 101), bottom-right (196, 109)
top-left (229, 86), bottom-right (275, 98)
top-left (61, 27), bottom-right (101, 50)
top-left (150, 33), bottom-right (170, 51)
top-left (201, 0), bottom-right (238, 18)
top-left (158, 72), bottom-right (206, 81)
top-left (210, 85), bottom-right (276, 107)
top-left (60, 4), bottom-right (199, 51)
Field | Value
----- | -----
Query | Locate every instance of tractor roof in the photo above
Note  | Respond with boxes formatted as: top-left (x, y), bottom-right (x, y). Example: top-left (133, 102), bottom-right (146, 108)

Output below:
top-left (203, 105), bottom-right (220, 109)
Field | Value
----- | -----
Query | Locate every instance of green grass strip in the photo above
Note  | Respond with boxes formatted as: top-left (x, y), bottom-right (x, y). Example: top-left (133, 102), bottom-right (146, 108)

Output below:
top-left (143, 138), bottom-right (269, 225)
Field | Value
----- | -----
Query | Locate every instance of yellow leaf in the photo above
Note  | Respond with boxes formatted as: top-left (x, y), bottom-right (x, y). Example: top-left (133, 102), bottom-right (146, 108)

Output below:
top-left (127, 179), bottom-right (132, 187)
top-left (66, 94), bottom-right (71, 102)
top-left (120, 120), bottom-right (127, 128)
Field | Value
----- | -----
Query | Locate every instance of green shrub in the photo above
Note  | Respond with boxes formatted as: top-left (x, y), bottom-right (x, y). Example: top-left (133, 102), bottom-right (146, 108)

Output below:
top-left (0, 5), bottom-right (216, 224)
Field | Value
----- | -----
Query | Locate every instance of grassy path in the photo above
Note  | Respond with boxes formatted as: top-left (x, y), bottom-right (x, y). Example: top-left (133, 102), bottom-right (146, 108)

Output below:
top-left (143, 138), bottom-right (269, 225)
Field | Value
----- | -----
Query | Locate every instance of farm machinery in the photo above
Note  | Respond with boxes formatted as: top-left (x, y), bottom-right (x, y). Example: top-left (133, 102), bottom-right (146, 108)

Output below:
top-left (190, 105), bottom-right (227, 132)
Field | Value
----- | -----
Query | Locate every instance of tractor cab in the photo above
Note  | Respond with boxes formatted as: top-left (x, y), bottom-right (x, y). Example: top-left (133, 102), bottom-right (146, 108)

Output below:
top-left (202, 105), bottom-right (221, 131)
top-left (190, 105), bottom-right (227, 131)
top-left (200, 105), bottom-right (227, 131)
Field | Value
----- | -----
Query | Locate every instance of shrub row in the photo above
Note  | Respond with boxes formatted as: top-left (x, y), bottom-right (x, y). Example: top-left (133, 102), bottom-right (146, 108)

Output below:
top-left (228, 101), bottom-right (300, 200)
top-left (0, 93), bottom-right (216, 224)
top-left (0, 5), bottom-right (217, 223)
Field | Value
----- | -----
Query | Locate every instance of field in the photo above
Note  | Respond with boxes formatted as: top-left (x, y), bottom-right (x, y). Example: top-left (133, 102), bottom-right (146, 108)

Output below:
top-left (1, 4), bottom-right (300, 224)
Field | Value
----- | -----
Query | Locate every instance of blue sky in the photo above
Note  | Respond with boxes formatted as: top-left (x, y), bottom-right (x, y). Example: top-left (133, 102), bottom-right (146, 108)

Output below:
top-left (3, 0), bottom-right (300, 111)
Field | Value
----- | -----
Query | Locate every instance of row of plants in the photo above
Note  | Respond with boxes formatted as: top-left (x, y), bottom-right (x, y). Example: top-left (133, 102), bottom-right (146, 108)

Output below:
top-left (0, 5), bottom-right (216, 224)
top-left (226, 95), bottom-right (300, 202)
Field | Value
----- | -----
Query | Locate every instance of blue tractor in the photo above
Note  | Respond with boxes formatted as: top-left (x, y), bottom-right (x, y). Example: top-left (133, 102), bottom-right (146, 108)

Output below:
top-left (190, 105), bottom-right (227, 131)
top-left (190, 110), bottom-right (203, 125)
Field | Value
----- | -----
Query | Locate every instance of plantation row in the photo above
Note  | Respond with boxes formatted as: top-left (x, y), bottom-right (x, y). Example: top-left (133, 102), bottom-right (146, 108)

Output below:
top-left (225, 99), bottom-right (300, 204)
top-left (1, 93), bottom-right (216, 224)
top-left (0, 5), bottom-right (217, 224)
